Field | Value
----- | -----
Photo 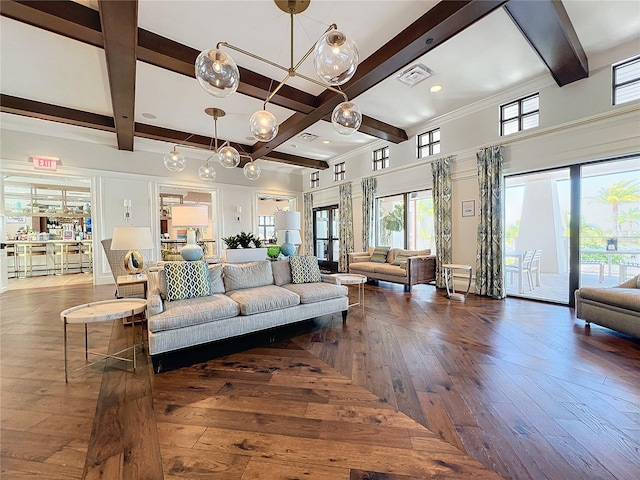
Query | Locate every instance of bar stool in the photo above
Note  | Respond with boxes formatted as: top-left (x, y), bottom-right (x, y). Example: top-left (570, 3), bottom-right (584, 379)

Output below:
top-left (16, 244), bottom-right (32, 278)
top-left (80, 241), bottom-right (93, 272)
top-left (52, 243), bottom-right (70, 275)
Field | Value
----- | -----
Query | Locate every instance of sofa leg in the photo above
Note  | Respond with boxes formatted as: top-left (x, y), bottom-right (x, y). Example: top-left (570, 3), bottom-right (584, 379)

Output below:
top-left (342, 310), bottom-right (348, 324)
top-left (152, 355), bottom-right (162, 374)
top-left (404, 284), bottom-right (410, 292)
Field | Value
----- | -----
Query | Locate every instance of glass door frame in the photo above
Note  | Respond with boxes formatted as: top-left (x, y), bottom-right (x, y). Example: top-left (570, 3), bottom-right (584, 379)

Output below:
top-left (313, 204), bottom-right (339, 273)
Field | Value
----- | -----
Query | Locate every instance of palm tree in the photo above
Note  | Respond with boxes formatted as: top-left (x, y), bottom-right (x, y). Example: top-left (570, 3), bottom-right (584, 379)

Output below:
top-left (595, 180), bottom-right (640, 236)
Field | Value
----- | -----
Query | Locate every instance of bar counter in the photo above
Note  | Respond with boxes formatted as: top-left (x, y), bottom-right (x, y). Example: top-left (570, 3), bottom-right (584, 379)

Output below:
top-left (3, 240), bottom-right (93, 278)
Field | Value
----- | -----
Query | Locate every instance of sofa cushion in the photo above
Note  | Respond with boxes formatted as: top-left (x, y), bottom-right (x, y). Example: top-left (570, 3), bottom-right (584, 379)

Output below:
top-left (226, 285), bottom-right (300, 315)
top-left (223, 261), bottom-right (273, 291)
top-left (164, 261), bottom-right (212, 301)
top-left (290, 256), bottom-right (322, 283)
top-left (282, 282), bottom-right (348, 304)
top-left (374, 263), bottom-right (408, 278)
top-left (148, 294), bottom-right (240, 333)
top-left (388, 248), bottom-right (430, 265)
top-left (578, 287), bottom-right (640, 313)
top-left (349, 262), bottom-right (378, 274)
top-left (271, 258), bottom-right (292, 286)
top-left (371, 246), bottom-right (390, 263)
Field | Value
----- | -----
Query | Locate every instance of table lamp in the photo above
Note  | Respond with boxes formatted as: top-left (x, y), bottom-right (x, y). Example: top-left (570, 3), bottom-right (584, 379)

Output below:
top-left (110, 226), bottom-right (154, 274)
top-left (274, 211), bottom-right (301, 257)
top-left (171, 204), bottom-right (209, 261)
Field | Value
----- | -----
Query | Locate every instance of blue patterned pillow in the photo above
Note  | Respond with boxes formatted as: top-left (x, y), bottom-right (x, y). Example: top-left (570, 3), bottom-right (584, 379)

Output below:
top-left (289, 255), bottom-right (322, 284)
top-left (370, 246), bottom-right (390, 263)
top-left (164, 261), bottom-right (212, 301)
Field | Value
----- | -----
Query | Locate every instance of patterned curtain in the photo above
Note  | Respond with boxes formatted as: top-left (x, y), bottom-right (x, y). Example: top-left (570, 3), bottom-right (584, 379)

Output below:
top-left (303, 192), bottom-right (313, 255)
top-left (431, 157), bottom-right (453, 288)
top-left (338, 183), bottom-right (354, 272)
top-left (361, 177), bottom-right (377, 251)
top-left (475, 146), bottom-right (505, 298)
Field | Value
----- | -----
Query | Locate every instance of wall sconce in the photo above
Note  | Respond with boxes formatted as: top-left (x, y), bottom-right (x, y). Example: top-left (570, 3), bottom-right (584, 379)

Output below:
top-left (235, 206), bottom-right (242, 222)
top-left (123, 199), bottom-right (132, 222)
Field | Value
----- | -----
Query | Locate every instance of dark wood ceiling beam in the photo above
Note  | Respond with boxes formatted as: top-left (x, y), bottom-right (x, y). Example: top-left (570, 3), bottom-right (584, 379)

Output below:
top-left (0, 94), bottom-right (115, 130)
top-left (504, 0), bottom-right (588, 87)
top-left (134, 123), bottom-right (328, 170)
top-left (98, 0), bottom-right (137, 151)
top-left (252, 0), bottom-right (507, 159)
top-left (0, 0), bottom-right (103, 47)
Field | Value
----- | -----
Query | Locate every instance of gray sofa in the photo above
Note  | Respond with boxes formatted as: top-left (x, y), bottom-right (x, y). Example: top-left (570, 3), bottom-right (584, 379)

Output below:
top-left (348, 247), bottom-right (436, 291)
top-left (575, 275), bottom-right (640, 338)
top-left (146, 259), bottom-right (349, 371)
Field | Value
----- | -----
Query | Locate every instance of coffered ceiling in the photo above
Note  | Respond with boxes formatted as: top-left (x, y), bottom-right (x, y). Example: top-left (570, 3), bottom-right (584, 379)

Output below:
top-left (1, 0), bottom-right (639, 174)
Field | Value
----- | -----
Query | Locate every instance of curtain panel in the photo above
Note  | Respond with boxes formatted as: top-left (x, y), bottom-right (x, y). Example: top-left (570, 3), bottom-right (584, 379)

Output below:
top-left (475, 146), bottom-right (506, 298)
top-left (361, 177), bottom-right (377, 251)
top-left (338, 183), bottom-right (354, 272)
top-left (303, 192), bottom-right (313, 256)
top-left (430, 157), bottom-right (453, 288)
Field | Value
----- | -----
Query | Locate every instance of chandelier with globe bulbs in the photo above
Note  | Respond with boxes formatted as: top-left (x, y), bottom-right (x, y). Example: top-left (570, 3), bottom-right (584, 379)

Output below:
top-left (163, 107), bottom-right (261, 181)
top-left (194, 0), bottom-right (362, 142)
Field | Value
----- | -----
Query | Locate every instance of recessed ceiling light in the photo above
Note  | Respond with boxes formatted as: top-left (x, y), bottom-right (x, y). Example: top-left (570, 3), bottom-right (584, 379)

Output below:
top-left (141, 112), bottom-right (157, 119)
top-left (430, 85), bottom-right (442, 93)
top-left (322, 140), bottom-right (330, 144)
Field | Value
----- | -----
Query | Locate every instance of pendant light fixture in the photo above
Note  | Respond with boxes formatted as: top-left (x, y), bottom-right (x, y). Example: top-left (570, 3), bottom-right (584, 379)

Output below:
top-left (195, 0), bottom-right (361, 139)
top-left (163, 148), bottom-right (186, 172)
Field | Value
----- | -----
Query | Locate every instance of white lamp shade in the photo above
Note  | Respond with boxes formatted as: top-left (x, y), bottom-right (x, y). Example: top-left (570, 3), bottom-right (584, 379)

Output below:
top-left (110, 226), bottom-right (154, 250)
top-left (277, 229), bottom-right (302, 244)
top-left (274, 210), bottom-right (301, 230)
top-left (171, 204), bottom-right (209, 227)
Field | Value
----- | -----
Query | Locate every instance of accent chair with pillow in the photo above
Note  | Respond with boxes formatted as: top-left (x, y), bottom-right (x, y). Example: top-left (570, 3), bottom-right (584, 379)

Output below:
top-left (348, 247), bottom-right (436, 292)
top-left (146, 258), bottom-right (349, 372)
top-left (575, 274), bottom-right (640, 338)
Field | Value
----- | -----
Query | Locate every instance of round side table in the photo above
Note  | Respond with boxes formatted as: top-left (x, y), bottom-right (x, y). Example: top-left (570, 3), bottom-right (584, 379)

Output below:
top-left (333, 273), bottom-right (367, 315)
top-left (442, 264), bottom-right (472, 301)
top-left (60, 298), bottom-right (146, 382)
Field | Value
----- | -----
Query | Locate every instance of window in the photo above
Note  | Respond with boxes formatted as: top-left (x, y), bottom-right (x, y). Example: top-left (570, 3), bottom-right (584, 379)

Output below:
top-left (417, 128), bottom-right (440, 158)
top-left (374, 190), bottom-right (434, 251)
top-left (613, 56), bottom-right (640, 105)
top-left (372, 146), bottom-right (389, 171)
top-left (310, 171), bottom-right (319, 188)
top-left (333, 162), bottom-right (345, 182)
top-left (500, 93), bottom-right (539, 136)
top-left (258, 215), bottom-right (275, 243)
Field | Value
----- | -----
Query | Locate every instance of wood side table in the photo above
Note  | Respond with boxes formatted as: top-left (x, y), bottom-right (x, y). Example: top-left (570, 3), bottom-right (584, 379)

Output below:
top-left (59, 299), bottom-right (147, 382)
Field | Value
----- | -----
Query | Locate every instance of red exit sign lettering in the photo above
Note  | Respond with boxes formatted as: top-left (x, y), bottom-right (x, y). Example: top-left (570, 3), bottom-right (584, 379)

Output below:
top-left (31, 156), bottom-right (59, 171)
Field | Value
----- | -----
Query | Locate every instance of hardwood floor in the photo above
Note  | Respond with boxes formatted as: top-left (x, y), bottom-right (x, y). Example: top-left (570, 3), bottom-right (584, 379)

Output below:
top-left (1, 280), bottom-right (639, 479)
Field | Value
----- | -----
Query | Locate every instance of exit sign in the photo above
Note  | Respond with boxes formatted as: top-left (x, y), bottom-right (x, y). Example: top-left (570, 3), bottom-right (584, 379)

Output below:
top-left (31, 156), bottom-right (59, 171)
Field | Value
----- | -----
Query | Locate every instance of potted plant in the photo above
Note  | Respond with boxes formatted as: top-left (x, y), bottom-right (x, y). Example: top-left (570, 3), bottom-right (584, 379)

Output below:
top-left (221, 231), bottom-right (268, 263)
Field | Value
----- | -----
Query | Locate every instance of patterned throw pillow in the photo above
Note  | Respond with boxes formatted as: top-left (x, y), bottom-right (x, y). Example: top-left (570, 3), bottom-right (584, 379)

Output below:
top-left (289, 255), bottom-right (322, 284)
top-left (370, 246), bottom-right (390, 263)
top-left (392, 251), bottom-right (415, 267)
top-left (164, 261), bottom-right (212, 301)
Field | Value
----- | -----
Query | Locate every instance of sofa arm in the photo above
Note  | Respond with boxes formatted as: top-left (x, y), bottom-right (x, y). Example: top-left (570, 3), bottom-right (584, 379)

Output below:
top-left (146, 293), bottom-right (164, 317)
top-left (320, 274), bottom-right (340, 284)
top-left (406, 255), bottom-right (436, 285)
top-left (616, 275), bottom-right (639, 289)
top-left (348, 252), bottom-right (371, 264)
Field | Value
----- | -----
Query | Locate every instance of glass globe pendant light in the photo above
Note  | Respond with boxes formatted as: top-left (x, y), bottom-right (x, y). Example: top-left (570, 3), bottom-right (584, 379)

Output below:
top-left (314, 31), bottom-right (359, 86)
top-left (250, 110), bottom-right (279, 142)
top-left (331, 101), bottom-right (362, 135)
top-left (164, 147), bottom-right (186, 171)
top-left (243, 160), bottom-right (261, 180)
top-left (195, 49), bottom-right (239, 98)
top-left (219, 145), bottom-right (240, 168)
top-left (198, 157), bottom-right (217, 182)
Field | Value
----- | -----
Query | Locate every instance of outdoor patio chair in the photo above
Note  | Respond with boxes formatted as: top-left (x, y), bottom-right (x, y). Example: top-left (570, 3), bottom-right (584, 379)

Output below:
top-left (528, 249), bottom-right (543, 288)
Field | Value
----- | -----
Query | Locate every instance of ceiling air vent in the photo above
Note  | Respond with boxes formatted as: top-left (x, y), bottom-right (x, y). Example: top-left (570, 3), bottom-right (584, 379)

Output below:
top-left (397, 64), bottom-right (433, 87)
top-left (297, 132), bottom-right (319, 142)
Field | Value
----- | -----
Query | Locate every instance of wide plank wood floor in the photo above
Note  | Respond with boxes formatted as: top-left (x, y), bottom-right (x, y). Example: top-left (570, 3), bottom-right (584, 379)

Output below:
top-left (1, 279), bottom-right (639, 479)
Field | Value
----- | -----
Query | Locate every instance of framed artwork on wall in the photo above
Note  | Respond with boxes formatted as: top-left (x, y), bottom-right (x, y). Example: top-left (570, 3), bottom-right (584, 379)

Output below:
top-left (462, 200), bottom-right (475, 217)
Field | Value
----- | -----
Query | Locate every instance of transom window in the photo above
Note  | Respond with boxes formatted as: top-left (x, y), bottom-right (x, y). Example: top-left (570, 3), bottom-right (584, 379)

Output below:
top-left (417, 128), bottom-right (441, 158)
top-left (333, 162), bottom-right (345, 182)
top-left (500, 93), bottom-right (539, 136)
top-left (613, 56), bottom-right (640, 105)
top-left (372, 146), bottom-right (389, 171)
top-left (310, 171), bottom-right (319, 188)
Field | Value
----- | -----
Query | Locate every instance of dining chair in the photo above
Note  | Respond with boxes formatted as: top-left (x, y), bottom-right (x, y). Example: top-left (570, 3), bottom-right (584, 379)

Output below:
top-left (505, 250), bottom-right (534, 293)
top-left (528, 249), bottom-right (543, 289)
